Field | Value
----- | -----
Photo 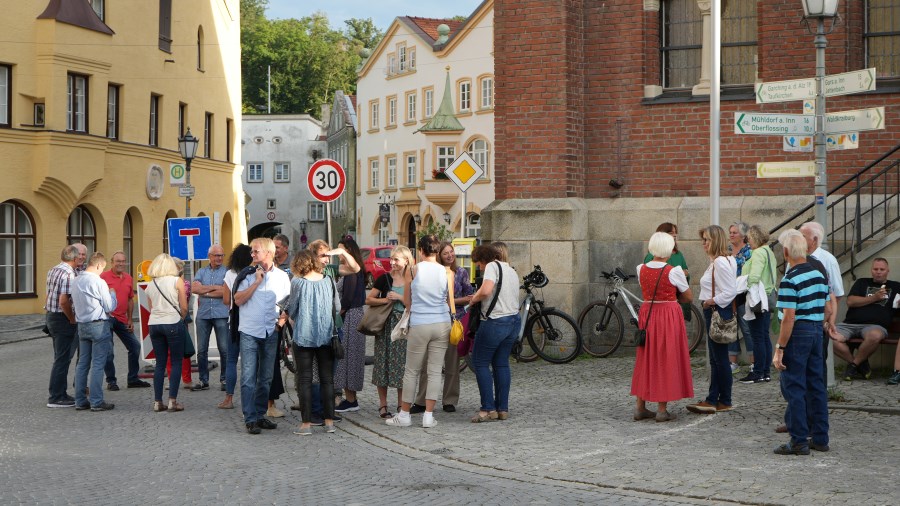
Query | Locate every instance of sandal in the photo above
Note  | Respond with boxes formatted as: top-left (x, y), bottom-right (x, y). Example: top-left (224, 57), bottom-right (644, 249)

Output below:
top-left (471, 412), bottom-right (497, 423)
top-left (167, 399), bottom-right (184, 412)
top-left (379, 406), bottom-right (393, 419)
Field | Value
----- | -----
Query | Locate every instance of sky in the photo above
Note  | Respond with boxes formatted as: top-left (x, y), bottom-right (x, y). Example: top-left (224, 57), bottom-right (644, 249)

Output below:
top-left (265, 0), bottom-right (485, 32)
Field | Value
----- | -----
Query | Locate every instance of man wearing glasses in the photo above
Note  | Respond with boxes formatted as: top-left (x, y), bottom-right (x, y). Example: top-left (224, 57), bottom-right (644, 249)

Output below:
top-left (234, 238), bottom-right (291, 434)
top-left (190, 244), bottom-right (230, 391)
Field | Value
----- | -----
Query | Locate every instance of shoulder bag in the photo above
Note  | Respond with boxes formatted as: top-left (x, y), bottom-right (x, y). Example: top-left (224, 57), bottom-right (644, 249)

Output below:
top-left (466, 261), bottom-right (502, 341)
top-left (448, 267), bottom-right (464, 346)
top-left (635, 265), bottom-right (667, 347)
top-left (357, 273), bottom-right (394, 336)
top-left (709, 261), bottom-right (739, 344)
top-left (329, 277), bottom-right (344, 359)
top-left (152, 278), bottom-right (195, 358)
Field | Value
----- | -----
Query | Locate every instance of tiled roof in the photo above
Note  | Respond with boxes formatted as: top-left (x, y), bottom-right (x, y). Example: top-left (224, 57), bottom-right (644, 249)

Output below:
top-left (404, 16), bottom-right (464, 43)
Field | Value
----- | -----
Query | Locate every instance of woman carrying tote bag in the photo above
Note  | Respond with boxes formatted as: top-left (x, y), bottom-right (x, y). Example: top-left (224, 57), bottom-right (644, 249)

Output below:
top-left (688, 225), bottom-right (737, 415)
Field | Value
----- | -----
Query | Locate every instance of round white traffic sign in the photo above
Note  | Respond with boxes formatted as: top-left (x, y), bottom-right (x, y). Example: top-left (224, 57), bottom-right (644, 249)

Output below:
top-left (307, 159), bottom-right (346, 203)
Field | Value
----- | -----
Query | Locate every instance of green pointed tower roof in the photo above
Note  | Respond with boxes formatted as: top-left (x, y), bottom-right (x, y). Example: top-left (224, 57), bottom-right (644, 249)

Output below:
top-left (416, 67), bottom-right (464, 134)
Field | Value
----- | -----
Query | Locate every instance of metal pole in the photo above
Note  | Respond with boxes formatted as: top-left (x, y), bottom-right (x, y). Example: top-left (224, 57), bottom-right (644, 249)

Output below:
top-left (326, 201), bottom-right (332, 245)
top-left (814, 18), bottom-right (828, 234)
top-left (184, 159), bottom-right (192, 283)
top-left (460, 191), bottom-right (466, 239)
top-left (709, 0), bottom-right (721, 226)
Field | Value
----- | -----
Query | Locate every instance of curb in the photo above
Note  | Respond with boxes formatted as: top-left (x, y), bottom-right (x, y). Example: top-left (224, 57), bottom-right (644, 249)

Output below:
top-left (0, 333), bottom-right (48, 346)
top-left (829, 404), bottom-right (900, 416)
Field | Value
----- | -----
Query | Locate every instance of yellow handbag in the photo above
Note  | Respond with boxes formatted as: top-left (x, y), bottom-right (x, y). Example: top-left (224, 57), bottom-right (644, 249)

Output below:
top-left (447, 267), bottom-right (464, 346)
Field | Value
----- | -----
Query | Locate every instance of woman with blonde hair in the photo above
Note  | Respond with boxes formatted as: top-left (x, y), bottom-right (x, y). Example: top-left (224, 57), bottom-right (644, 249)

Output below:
top-left (366, 245), bottom-right (415, 418)
top-left (632, 232), bottom-right (694, 422)
top-left (145, 253), bottom-right (189, 412)
top-left (687, 225), bottom-right (738, 415)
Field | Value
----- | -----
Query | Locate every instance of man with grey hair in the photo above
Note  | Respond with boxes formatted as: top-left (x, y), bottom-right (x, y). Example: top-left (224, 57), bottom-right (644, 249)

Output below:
top-left (190, 244), bottom-right (230, 391)
top-left (73, 243), bottom-right (88, 274)
top-left (772, 229), bottom-right (830, 455)
top-left (101, 251), bottom-right (150, 389)
top-left (72, 252), bottom-right (117, 412)
top-left (273, 234), bottom-right (291, 276)
top-left (45, 245), bottom-right (80, 408)
top-left (799, 222), bottom-right (844, 302)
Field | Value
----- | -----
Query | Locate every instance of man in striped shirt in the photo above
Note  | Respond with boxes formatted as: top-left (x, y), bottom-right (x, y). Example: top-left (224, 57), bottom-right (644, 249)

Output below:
top-left (45, 245), bottom-right (80, 408)
top-left (772, 230), bottom-right (831, 455)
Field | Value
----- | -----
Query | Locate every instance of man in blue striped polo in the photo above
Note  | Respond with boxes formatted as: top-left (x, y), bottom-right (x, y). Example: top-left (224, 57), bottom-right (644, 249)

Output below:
top-left (772, 230), bottom-right (831, 456)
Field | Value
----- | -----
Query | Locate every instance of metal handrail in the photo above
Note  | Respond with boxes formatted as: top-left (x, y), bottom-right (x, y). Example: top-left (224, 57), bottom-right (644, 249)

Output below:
top-left (768, 141), bottom-right (900, 277)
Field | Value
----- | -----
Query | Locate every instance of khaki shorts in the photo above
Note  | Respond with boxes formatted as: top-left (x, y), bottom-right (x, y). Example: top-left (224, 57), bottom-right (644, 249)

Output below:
top-left (834, 322), bottom-right (887, 342)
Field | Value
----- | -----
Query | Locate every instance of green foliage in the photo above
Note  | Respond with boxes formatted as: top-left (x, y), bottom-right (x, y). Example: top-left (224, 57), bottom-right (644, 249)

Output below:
top-left (240, 3), bottom-right (384, 117)
top-left (415, 222), bottom-right (454, 243)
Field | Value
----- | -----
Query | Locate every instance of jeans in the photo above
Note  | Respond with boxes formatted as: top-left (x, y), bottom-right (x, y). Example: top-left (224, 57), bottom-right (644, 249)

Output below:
top-left (295, 343), bottom-right (335, 423)
top-left (47, 312), bottom-right (78, 403)
top-left (195, 317), bottom-right (229, 384)
top-left (225, 336), bottom-right (241, 395)
top-left (728, 304), bottom-right (754, 357)
top-left (780, 321), bottom-right (829, 447)
top-left (104, 318), bottom-right (143, 385)
top-left (149, 322), bottom-right (185, 401)
top-left (239, 330), bottom-right (277, 424)
top-left (472, 314), bottom-right (520, 412)
top-left (74, 320), bottom-right (113, 408)
top-left (704, 307), bottom-right (733, 406)
top-left (749, 311), bottom-right (773, 377)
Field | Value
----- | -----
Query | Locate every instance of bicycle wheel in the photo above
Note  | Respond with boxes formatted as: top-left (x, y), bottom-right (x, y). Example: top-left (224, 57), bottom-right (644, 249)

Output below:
top-left (279, 322), bottom-right (296, 373)
top-left (526, 309), bottom-right (583, 364)
top-left (577, 301), bottom-right (625, 358)
top-left (684, 303), bottom-right (704, 354)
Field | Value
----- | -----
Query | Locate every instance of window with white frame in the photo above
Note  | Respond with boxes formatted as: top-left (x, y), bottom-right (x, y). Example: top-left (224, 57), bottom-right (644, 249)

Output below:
top-left (387, 97), bottom-right (396, 125)
top-left (90, 0), bottom-right (104, 21)
top-left (409, 48), bottom-right (416, 69)
top-left (866, 0), bottom-right (900, 77)
top-left (67, 73), bottom-right (88, 132)
top-left (406, 154), bottom-right (416, 186)
top-left (437, 145), bottom-right (455, 174)
top-left (309, 202), bottom-right (325, 222)
top-left (424, 89), bottom-right (434, 118)
top-left (398, 46), bottom-right (407, 72)
top-left (1, 65), bottom-right (11, 127)
top-left (467, 139), bottom-right (490, 176)
top-left (388, 54), bottom-right (396, 75)
top-left (204, 112), bottom-right (213, 157)
top-left (370, 101), bottom-right (379, 129)
top-left (406, 93), bottom-right (416, 122)
top-left (0, 200), bottom-right (36, 296)
top-left (106, 85), bottom-right (119, 139)
top-left (466, 213), bottom-right (481, 239)
top-left (149, 94), bottom-right (160, 146)
top-left (480, 77), bottom-right (493, 109)
top-left (661, 0), bottom-right (702, 88)
top-left (247, 162), bottom-right (263, 183)
top-left (274, 162), bottom-right (290, 182)
top-left (387, 156), bottom-right (397, 187)
top-left (370, 159), bottom-right (380, 189)
top-left (458, 81), bottom-right (471, 111)
top-left (378, 226), bottom-right (390, 245)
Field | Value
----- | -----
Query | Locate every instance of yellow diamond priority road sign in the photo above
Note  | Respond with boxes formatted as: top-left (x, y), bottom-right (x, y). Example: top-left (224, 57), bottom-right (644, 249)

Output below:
top-left (444, 152), bottom-right (484, 193)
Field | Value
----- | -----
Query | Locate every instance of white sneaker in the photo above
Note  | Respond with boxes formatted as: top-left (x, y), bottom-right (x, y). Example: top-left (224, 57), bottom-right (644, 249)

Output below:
top-left (385, 414), bottom-right (411, 427)
top-left (730, 363), bottom-right (739, 374)
top-left (422, 417), bottom-right (438, 428)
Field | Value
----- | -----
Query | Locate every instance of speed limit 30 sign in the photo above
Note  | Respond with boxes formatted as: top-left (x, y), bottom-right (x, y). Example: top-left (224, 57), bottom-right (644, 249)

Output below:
top-left (307, 159), bottom-right (346, 203)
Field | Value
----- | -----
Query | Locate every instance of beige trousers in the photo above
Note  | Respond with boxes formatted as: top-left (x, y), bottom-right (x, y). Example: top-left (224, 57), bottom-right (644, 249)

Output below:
top-left (401, 322), bottom-right (450, 405)
top-left (414, 343), bottom-right (460, 406)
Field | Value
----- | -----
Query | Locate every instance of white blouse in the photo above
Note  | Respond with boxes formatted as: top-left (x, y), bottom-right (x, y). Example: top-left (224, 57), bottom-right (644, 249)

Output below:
top-left (698, 256), bottom-right (738, 308)
top-left (635, 262), bottom-right (689, 293)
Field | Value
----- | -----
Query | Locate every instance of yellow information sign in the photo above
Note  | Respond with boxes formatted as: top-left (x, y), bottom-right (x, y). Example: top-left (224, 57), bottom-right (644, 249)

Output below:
top-left (756, 161), bottom-right (816, 179)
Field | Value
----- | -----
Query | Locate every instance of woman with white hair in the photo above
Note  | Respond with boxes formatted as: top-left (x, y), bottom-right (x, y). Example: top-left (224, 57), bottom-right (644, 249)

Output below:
top-left (631, 232), bottom-right (694, 422)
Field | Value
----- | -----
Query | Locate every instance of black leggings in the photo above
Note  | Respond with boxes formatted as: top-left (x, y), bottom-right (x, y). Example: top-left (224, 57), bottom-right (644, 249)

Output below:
top-left (294, 343), bottom-right (335, 423)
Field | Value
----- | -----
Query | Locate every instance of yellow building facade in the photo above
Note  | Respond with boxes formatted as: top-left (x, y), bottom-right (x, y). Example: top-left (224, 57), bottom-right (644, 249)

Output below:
top-left (0, 1), bottom-right (244, 314)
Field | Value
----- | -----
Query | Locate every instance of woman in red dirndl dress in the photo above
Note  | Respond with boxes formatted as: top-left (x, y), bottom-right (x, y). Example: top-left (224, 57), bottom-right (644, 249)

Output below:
top-left (631, 233), bottom-right (694, 422)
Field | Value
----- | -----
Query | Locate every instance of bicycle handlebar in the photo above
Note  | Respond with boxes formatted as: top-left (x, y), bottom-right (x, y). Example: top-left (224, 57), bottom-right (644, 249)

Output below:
top-left (601, 268), bottom-right (633, 281)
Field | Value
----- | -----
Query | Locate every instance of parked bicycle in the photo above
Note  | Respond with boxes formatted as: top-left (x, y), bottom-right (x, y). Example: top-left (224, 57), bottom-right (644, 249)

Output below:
top-left (577, 268), bottom-right (704, 358)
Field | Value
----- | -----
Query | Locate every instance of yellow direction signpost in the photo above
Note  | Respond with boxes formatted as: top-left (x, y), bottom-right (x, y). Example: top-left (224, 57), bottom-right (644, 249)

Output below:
top-left (756, 161), bottom-right (816, 179)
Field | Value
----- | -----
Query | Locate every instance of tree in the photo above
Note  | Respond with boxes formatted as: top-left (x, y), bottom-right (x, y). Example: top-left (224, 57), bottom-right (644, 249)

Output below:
top-left (344, 18), bottom-right (383, 52)
top-left (416, 222), bottom-right (454, 243)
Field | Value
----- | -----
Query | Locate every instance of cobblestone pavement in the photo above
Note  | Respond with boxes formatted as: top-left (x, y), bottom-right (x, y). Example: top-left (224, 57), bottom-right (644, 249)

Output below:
top-left (2, 313), bottom-right (899, 505)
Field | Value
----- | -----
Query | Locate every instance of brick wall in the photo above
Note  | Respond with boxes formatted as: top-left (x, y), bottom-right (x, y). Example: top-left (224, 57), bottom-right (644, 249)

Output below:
top-left (495, 0), bottom-right (900, 200)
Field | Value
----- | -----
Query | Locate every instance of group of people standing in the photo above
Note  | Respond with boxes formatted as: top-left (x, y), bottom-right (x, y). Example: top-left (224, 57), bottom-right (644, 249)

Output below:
top-left (630, 220), bottom-right (838, 455)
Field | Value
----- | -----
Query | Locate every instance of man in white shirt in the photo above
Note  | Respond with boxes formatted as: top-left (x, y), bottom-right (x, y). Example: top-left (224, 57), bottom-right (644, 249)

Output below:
top-left (234, 238), bottom-right (290, 434)
top-left (71, 252), bottom-right (117, 412)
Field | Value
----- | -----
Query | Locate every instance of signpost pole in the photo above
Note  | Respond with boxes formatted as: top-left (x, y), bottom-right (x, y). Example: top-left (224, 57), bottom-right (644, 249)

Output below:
top-left (710, 0), bottom-right (721, 226)
top-left (184, 159), bottom-right (193, 282)
top-left (326, 201), bottom-right (332, 245)
top-left (460, 191), bottom-right (466, 239)
top-left (814, 16), bottom-right (828, 233)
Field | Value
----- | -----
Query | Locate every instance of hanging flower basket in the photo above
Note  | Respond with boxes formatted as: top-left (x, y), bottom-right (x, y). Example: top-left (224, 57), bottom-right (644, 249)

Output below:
top-left (432, 168), bottom-right (449, 180)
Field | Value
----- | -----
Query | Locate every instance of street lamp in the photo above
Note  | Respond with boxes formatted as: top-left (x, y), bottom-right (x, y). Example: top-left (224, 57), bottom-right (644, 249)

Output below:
top-left (177, 127), bottom-right (200, 218)
top-left (414, 214), bottom-right (421, 226)
top-left (299, 220), bottom-right (307, 234)
top-left (443, 212), bottom-right (451, 224)
top-left (801, 0), bottom-right (840, 240)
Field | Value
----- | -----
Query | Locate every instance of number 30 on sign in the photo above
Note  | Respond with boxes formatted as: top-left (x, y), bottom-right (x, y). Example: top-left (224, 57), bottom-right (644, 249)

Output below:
top-left (307, 159), bottom-right (346, 203)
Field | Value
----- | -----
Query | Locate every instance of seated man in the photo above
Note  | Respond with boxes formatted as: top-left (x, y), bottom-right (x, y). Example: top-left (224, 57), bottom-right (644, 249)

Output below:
top-left (832, 258), bottom-right (900, 381)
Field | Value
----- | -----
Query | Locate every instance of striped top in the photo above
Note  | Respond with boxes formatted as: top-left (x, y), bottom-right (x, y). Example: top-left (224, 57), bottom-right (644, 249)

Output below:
top-left (776, 262), bottom-right (830, 322)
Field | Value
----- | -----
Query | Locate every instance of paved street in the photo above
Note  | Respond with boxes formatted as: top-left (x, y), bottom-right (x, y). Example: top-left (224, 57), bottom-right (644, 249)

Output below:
top-left (1, 317), bottom-right (899, 505)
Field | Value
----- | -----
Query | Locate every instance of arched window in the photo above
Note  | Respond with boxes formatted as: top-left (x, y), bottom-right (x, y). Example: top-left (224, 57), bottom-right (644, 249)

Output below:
top-left (123, 213), bottom-right (133, 276)
top-left (467, 138), bottom-right (490, 176)
top-left (67, 206), bottom-right (96, 257)
top-left (197, 26), bottom-right (204, 71)
top-left (466, 213), bottom-right (481, 240)
top-left (0, 200), bottom-right (36, 296)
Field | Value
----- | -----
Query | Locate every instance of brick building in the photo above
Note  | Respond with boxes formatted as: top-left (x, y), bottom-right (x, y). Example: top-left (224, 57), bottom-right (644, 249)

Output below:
top-left (485, 0), bottom-right (900, 314)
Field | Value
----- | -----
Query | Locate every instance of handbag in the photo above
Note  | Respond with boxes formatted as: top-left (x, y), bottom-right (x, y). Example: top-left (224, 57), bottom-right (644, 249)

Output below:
top-left (152, 278), bottom-right (195, 358)
top-left (464, 260), bottom-right (503, 344)
top-left (635, 265), bottom-right (667, 347)
top-left (447, 267), bottom-right (464, 346)
top-left (329, 278), bottom-right (345, 359)
top-left (357, 274), bottom-right (394, 336)
top-left (390, 308), bottom-right (410, 342)
top-left (709, 262), bottom-right (739, 344)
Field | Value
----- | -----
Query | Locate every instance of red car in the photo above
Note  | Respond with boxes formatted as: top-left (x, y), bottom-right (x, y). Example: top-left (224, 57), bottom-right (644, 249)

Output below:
top-left (360, 246), bottom-right (392, 288)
